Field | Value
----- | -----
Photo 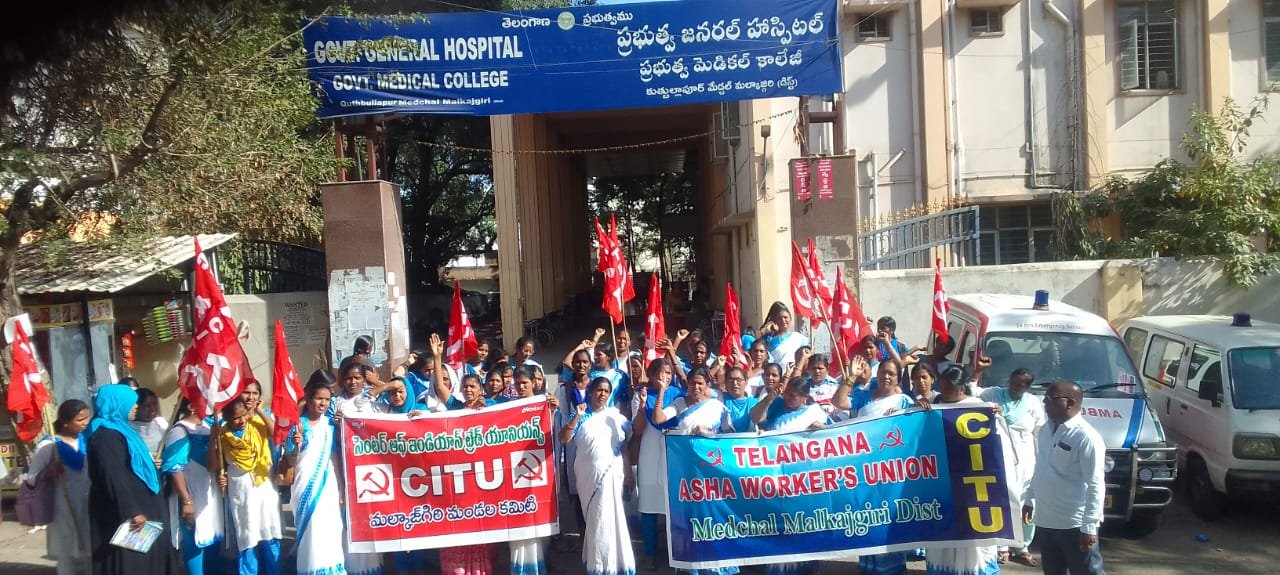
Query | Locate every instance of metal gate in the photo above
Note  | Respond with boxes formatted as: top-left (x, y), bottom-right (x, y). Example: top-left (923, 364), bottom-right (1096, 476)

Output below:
top-left (858, 205), bottom-right (980, 270)
top-left (240, 240), bottom-right (326, 294)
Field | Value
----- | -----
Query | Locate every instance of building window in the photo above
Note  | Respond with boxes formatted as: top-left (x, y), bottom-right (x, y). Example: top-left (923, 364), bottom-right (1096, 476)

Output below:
top-left (1266, 0), bottom-right (1280, 87)
top-left (1118, 1), bottom-right (1180, 91)
top-left (978, 203), bottom-right (1056, 265)
top-left (856, 14), bottom-right (892, 42)
top-left (970, 9), bottom-right (1005, 37)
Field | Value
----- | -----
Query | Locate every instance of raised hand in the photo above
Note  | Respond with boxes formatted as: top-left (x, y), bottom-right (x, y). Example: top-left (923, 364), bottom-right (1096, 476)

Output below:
top-left (676, 329), bottom-right (690, 340)
top-left (429, 333), bottom-right (444, 356)
top-left (593, 328), bottom-right (606, 340)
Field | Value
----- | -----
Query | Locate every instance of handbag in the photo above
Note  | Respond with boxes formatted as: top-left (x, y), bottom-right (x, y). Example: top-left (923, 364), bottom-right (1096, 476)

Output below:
top-left (16, 476), bottom-right (55, 526)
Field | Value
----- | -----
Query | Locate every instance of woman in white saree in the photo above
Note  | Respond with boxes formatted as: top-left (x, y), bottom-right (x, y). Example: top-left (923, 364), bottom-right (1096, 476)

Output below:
top-left (560, 376), bottom-right (635, 575)
top-left (281, 382), bottom-right (348, 575)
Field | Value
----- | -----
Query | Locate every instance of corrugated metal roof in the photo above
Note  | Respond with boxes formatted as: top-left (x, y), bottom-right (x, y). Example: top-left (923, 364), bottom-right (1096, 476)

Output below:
top-left (17, 233), bottom-right (237, 295)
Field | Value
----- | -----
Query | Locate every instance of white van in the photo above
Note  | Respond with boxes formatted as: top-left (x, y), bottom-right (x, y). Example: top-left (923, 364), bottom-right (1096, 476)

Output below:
top-left (943, 293), bottom-right (1177, 533)
top-left (1119, 314), bottom-right (1280, 520)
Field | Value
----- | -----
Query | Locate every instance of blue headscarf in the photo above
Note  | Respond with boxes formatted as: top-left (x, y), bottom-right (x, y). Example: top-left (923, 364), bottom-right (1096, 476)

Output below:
top-left (87, 385), bottom-right (160, 494)
top-left (380, 378), bottom-right (419, 414)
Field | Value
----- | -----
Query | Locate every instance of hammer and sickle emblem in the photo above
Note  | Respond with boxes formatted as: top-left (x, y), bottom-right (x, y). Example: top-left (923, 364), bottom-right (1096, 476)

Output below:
top-left (359, 468), bottom-right (391, 499)
top-left (879, 427), bottom-right (904, 450)
top-left (701, 449), bottom-right (724, 467)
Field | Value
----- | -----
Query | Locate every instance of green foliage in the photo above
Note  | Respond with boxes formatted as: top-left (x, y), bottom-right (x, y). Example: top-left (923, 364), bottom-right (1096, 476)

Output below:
top-left (1061, 98), bottom-right (1280, 286)
top-left (2, 0), bottom-right (333, 270)
top-left (591, 153), bottom-right (699, 283)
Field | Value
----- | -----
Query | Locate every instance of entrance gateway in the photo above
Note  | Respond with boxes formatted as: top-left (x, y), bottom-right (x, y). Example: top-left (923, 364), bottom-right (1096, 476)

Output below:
top-left (303, 0), bottom-right (845, 355)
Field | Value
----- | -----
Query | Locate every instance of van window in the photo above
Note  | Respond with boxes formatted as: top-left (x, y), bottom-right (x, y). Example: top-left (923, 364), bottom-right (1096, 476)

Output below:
top-left (1143, 335), bottom-right (1185, 386)
top-left (1228, 347), bottom-right (1280, 410)
top-left (1122, 327), bottom-right (1148, 360)
top-left (956, 327), bottom-right (976, 368)
top-left (1185, 345), bottom-right (1221, 393)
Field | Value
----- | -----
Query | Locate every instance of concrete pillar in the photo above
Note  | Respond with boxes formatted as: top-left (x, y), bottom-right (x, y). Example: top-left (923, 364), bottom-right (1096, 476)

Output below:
top-left (1079, 0), bottom-right (1110, 187)
top-left (320, 180), bottom-right (409, 373)
top-left (492, 116), bottom-right (524, 351)
top-left (918, 0), bottom-right (952, 203)
top-left (1201, 0), bottom-right (1231, 114)
top-left (1100, 260), bottom-right (1144, 325)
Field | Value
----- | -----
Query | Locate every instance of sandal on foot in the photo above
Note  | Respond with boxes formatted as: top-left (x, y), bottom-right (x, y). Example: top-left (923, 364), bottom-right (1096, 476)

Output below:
top-left (1011, 553), bottom-right (1039, 567)
top-left (998, 551), bottom-right (1010, 564)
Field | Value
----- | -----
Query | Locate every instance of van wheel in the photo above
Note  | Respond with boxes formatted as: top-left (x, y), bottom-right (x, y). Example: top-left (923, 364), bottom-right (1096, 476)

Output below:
top-left (1188, 458), bottom-right (1227, 521)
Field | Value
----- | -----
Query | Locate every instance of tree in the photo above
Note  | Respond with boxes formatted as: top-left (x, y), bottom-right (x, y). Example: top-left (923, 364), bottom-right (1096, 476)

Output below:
top-left (591, 152), bottom-right (698, 285)
top-left (1055, 98), bottom-right (1280, 285)
top-left (1, 1), bottom-right (334, 357)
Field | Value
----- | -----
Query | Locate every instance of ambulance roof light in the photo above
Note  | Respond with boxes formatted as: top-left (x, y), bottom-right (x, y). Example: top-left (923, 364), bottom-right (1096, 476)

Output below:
top-left (1033, 289), bottom-right (1050, 311)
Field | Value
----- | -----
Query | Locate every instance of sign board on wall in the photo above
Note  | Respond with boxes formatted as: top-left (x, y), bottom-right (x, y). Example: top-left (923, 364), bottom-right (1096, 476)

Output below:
top-left (303, 0), bottom-right (843, 118)
top-left (24, 299), bottom-right (114, 328)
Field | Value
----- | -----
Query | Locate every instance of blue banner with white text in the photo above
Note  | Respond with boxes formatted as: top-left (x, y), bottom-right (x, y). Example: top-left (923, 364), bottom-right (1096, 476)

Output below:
top-left (302, 0), bottom-right (843, 118)
top-left (664, 407), bottom-right (1020, 569)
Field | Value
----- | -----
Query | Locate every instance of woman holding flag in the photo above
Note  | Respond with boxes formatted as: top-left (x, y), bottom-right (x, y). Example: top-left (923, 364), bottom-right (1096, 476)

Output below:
top-left (560, 376), bottom-right (636, 575)
top-left (160, 400), bottom-right (223, 575)
top-left (760, 302), bottom-right (808, 371)
top-left (214, 388), bottom-right (284, 575)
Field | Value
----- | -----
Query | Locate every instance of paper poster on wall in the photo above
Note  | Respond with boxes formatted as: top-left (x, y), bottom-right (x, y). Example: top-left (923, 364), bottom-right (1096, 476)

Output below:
top-left (328, 267), bottom-right (390, 367)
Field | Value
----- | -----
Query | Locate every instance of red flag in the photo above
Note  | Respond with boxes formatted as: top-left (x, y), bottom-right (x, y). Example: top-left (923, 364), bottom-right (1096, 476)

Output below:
top-left (610, 215), bottom-right (635, 303)
top-left (177, 237), bottom-right (253, 417)
top-left (643, 273), bottom-right (666, 367)
top-left (933, 258), bottom-right (950, 344)
top-left (807, 238), bottom-right (834, 315)
top-left (446, 282), bottom-right (479, 370)
top-left (7, 322), bottom-right (50, 442)
top-left (599, 217), bottom-right (626, 324)
top-left (270, 320), bottom-right (304, 446)
top-left (719, 283), bottom-right (742, 366)
top-left (829, 265), bottom-right (872, 376)
top-left (789, 242), bottom-right (818, 321)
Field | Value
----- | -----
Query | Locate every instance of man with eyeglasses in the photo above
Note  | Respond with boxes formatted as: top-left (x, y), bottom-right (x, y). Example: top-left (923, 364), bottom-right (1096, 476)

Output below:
top-left (1022, 380), bottom-right (1107, 574)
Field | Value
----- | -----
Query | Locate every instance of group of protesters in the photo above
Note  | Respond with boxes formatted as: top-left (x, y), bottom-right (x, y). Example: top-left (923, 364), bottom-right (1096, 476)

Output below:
top-left (20, 299), bottom-right (1107, 575)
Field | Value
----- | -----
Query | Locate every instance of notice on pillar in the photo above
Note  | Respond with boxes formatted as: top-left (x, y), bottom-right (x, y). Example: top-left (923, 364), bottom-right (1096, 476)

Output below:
top-left (303, 0), bottom-right (843, 118)
top-left (791, 160), bottom-right (812, 201)
top-left (816, 158), bottom-right (834, 199)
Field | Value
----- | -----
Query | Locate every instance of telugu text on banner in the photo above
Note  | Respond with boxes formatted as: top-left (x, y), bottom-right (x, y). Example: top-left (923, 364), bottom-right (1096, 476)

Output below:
top-left (341, 397), bottom-right (558, 553)
top-left (303, 0), bottom-right (843, 118)
top-left (664, 407), bottom-right (1020, 569)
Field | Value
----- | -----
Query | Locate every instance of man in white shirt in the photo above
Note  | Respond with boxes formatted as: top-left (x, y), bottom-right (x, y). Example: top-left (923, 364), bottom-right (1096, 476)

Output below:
top-left (1023, 380), bottom-right (1107, 574)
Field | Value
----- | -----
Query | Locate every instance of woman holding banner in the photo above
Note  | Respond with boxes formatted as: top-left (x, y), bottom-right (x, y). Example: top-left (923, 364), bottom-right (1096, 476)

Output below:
top-left (920, 365), bottom-right (1009, 575)
top-left (650, 368), bottom-right (732, 573)
top-left (560, 376), bottom-right (635, 575)
top-left (508, 366), bottom-right (559, 575)
top-left (281, 382), bottom-right (349, 575)
top-left (437, 373), bottom-right (498, 575)
top-left (748, 376), bottom-right (828, 575)
top-left (980, 368), bottom-right (1043, 568)
top-left (760, 302), bottom-right (808, 371)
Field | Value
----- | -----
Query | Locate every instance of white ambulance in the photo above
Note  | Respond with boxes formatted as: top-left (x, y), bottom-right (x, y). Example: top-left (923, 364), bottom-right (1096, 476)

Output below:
top-left (941, 293), bottom-right (1177, 533)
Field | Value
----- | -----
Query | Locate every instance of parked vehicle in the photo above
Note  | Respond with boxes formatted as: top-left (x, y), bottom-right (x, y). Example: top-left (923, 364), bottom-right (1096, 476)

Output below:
top-left (943, 292), bottom-right (1177, 534)
top-left (1118, 313), bottom-right (1280, 520)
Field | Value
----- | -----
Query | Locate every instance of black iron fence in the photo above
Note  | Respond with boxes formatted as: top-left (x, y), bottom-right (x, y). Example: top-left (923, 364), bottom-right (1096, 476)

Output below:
top-left (239, 240), bottom-right (326, 294)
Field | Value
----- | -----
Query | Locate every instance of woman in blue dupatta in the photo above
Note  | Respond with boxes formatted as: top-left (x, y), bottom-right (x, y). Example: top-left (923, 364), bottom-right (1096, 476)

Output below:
top-left (661, 368), bottom-right (732, 575)
top-left (760, 302), bottom-right (809, 371)
top-left (633, 357), bottom-right (684, 571)
top-left (559, 376), bottom-right (635, 575)
top-left (507, 366), bottom-right (560, 575)
top-left (720, 366), bottom-right (758, 433)
top-left (87, 385), bottom-right (176, 575)
top-left (26, 399), bottom-right (91, 575)
top-left (160, 399), bottom-right (223, 575)
top-left (748, 377), bottom-right (828, 575)
top-left (282, 381), bottom-right (347, 575)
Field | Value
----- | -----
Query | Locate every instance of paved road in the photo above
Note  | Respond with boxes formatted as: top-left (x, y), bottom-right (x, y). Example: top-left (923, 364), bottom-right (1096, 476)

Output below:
top-left (2, 489), bottom-right (1275, 575)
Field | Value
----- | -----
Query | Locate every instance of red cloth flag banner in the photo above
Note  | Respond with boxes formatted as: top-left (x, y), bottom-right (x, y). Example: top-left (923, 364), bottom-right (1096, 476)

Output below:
top-left (178, 237), bottom-right (253, 417)
top-left (271, 320), bottom-right (304, 446)
top-left (719, 283), bottom-right (743, 365)
top-left (644, 273), bottom-right (666, 367)
top-left (597, 217), bottom-right (625, 324)
top-left (7, 322), bottom-right (51, 442)
top-left (829, 266), bottom-right (872, 376)
top-left (446, 282), bottom-right (479, 370)
top-left (610, 215), bottom-right (635, 304)
top-left (933, 258), bottom-right (951, 345)
top-left (789, 241), bottom-right (818, 321)
top-left (807, 238), bottom-right (834, 316)
top-left (341, 397), bottom-right (558, 552)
